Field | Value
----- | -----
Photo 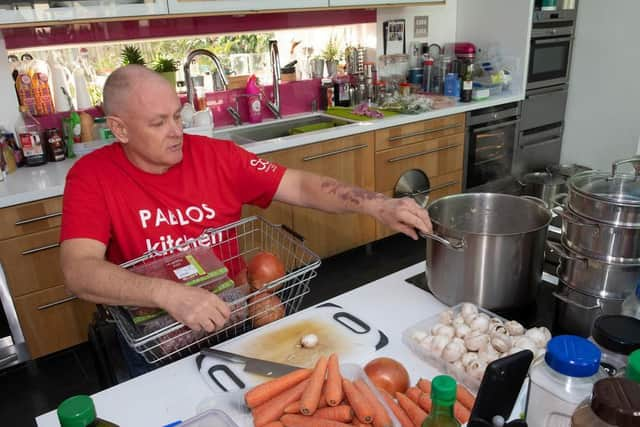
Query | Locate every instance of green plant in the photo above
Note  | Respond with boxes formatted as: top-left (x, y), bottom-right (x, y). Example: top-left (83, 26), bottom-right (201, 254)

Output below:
top-left (120, 45), bottom-right (146, 66)
top-left (151, 55), bottom-right (179, 73)
top-left (322, 36), bottom-right (341, 63)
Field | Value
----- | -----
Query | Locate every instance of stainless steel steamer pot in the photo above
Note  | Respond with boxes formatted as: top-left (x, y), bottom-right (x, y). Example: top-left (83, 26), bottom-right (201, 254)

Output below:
top-left (422, 193), bottom-right (552, 310)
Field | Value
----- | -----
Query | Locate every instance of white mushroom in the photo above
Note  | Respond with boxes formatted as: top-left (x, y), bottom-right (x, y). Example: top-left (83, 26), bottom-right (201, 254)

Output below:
top-left (431, 323), bottom-right (446, 336)
top-left (412, 330), bottom-right (429, 343)
top-left (489, 317), bottom-right (504, 327)
top-left (488, 323), bottom-right (508, 336)
top-left (439, 310), bottom-right (455, 325)
top-left (491, 333), bottom-right (512, 353)
top-left (442, 340), bottom-right (467, 362)
top-left (430, 335), bottom-right (451, 358)
top-left (461, 351), bottom-right (479, 368)
top-left (513, 336), bottom-right (538, 353)
top-left (461, 302), bottom-right (478, 319)
top-left (434, 325), bottom-right (456, 339)
top-left (464, 329), bottom-right (490, 351)
top-left (419, 335), bottom-right (435, 353)
top-left (466, 359), bottom-right (488, 380)
top-left (470, 314), bottom-right (490, 333)
top-left (452, 315), bottom-right (466, 327)
top-left (504, 320), bottom-right (525, 336)
top-left (451, 359), bottom-right (465, 371)
top-left (300, 334), bottom-right (319, 348)
top-left (506, 346), bottom-right (525, 356)
top-left (525, 327), bottom-right (550, 349)
top-left (478, 342), bottom-right (501, 364)
top-left (455, 324), bottom-right (472, 339)
top-left (539, 327), bottom-right (552, 346)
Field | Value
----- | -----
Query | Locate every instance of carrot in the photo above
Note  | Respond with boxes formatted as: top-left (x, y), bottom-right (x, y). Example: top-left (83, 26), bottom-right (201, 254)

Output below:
top-left (354, 380), bottom-right (393, 427)
top-left (325, 354), bottom-right (344, 407)
top-left (252, 379), bottom-right (310, 427)
top-left (300, 356), bottom-right (329, 415)
top-left (262, 422), bottom-right (284, 427)
top-left (245, 368), bottom-right (312, 409)
top-left (280, 414), bottom-right (352, 427)
top-left (416, 378), bottom-right (432, 395)
top-left (395, 392), bottom-right (427, 427)
top-left (318, 393), bottom-right (329, 409)
top-left (284, 400), bottom-right (301, 414)
top-left (342, 379), bottom-right (374, 424)
top-left (416, 393), bottom-right (432, 414)
top-left (454, 401), bottom-right (471, 424)
top-left (456, 384), bottom-right (475, 411)
top-left (351, 422), bottom-right (371, 427)
top-left (379, 389), bottom-right (414, 427)
top-left (314, 405), bottom-right (354, 423)
top-left (405, 387), bottom-right (421, 403)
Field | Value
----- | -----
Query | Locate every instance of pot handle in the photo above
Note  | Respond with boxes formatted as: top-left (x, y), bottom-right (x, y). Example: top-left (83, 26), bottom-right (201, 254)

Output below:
top-left (546, 241), bottom-right (588, 263)
top-left (420, 231), bottom-right (466, 251)
top-left (551, 203), bottom-right (600, 229)
top-left (611, 156), bottom-right (640, 178)
top-left (551, 193), bottom-right (567, 208)
top-left (521, 195), bottom-right (549, 209)
top-left (552, 291), bottom-right (601, 311)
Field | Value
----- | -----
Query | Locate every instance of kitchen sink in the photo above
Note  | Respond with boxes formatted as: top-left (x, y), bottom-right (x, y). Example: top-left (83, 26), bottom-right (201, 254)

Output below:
top-left (212, 114), bottom-right (356, 145)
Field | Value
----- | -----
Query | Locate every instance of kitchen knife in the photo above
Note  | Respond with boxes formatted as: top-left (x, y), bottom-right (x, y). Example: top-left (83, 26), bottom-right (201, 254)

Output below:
top-left (200, 348), bottom-right (302, 378)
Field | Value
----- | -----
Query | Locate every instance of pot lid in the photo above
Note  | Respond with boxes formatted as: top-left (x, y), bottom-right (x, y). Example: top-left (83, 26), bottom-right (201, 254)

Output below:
top-left (568, 157), bottom-right (640, 205)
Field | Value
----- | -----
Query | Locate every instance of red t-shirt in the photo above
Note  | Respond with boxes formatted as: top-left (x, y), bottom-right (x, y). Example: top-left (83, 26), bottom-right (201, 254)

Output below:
top-left (60, 134), bottom-right (286, 268)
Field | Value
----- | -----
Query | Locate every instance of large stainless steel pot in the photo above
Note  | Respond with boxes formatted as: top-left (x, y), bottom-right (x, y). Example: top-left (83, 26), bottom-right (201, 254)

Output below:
top-left (548, 241), bottom-right (640, 299)
top-left (553, 281), bottom-right (624, 337)
top-left (519, 172), bottom-right (567, 207)
top-left (556, 206), bottom-right (640, 264)
top-left (423, 193), bottom-right (552, 310)
top-left (567, 157), bottom-right (640, 227)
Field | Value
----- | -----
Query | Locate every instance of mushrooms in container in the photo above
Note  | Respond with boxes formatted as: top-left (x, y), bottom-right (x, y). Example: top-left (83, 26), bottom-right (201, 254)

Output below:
top-left (464, 329), bottom-right (490, 352)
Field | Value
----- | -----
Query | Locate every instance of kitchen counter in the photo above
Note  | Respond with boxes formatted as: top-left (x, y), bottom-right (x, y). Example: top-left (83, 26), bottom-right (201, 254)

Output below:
top-left (0, 92), bottom-right (521, 209)
top-left (36, 261), bottom-right (449, 426)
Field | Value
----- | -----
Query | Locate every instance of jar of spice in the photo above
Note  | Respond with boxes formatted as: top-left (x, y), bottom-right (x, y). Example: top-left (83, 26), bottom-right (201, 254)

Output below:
top-left (399, 82), bottom-right (412, 97)
top-left (589, 315), bottom-right (640, 376)
top-left (571, 377), bottom-right (640, 427)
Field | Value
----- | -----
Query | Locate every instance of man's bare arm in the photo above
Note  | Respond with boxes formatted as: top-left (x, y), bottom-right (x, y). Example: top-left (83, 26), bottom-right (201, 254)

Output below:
top-left (60, 238), bottom-right (230, 332)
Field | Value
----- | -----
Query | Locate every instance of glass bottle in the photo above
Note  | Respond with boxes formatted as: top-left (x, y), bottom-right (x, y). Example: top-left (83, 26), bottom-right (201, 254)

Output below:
top-left (57, 395), bottom-right (119, 427)
top-left (422, 375), bottom-right (461, 427)
top-left (628, 349), bottom-right (640, 383)
top-left (460, 63), bottom-right (473, 103)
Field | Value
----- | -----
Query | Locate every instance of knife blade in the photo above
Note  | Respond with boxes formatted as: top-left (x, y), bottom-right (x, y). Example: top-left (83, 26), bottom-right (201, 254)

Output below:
top-left (200, 348), bottom-right (302, 378)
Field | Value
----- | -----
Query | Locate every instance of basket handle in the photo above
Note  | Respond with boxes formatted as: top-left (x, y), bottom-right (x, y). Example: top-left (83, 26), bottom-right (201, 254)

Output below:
top-left (281, 224), bottom-right (305, 242)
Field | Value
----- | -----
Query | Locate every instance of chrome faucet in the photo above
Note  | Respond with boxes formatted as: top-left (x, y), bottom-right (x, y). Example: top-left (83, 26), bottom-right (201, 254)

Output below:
top-left (265, 40), bottom-right (282, 119)
top-left (183, 49), bottom-right (229, 110)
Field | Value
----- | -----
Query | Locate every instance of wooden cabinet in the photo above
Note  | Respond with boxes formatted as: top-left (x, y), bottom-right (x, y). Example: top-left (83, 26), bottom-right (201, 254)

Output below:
top-left (167, 0), bottom-right (326, 15)
top-left (374, 113), bottom-right (465, 240)
top-left (0, 196), bottom-right (96, 359)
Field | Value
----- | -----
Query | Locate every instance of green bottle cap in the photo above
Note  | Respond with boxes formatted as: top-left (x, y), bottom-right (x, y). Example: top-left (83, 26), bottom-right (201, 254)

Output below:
top-left (431, 375), bottom-right (457, 406)
top-left (57, 395), bottom-right (97, 427)
top-left (628, 349), bottom-right (640, 383)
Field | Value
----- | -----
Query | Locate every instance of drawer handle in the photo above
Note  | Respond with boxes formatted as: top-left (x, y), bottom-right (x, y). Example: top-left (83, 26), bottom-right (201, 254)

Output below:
top-left (21, 242), bottom-right (60, 255)
top-left (302, 144), bottom-right (368, 162)
top-left (387, 124), bottom-right (461, 142)
top-left (15, 212), bottom-right (62, 226)
top-left (0, 353), bottom-right (18, 369)
top-left (37, 295), bottom-right (77, 311)
top-left (412, 181), bottom-right (458, 196)
top-left (387, 143), bottom-right (460, 163)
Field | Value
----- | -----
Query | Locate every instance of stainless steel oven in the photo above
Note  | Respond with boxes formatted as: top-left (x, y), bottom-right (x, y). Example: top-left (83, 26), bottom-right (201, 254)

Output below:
top-left (527, 9), bottom-right (577, 90)
top-left (514, 121), bottom-right (564, 176)
top-left (0, 263), bottom-right (29, 370)
top-left (464, 102), bottom-right (521, 191)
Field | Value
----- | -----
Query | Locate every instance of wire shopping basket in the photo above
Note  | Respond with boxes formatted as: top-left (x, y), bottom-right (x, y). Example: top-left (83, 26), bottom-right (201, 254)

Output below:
top-left (108, 216), bottom-right (321, 366)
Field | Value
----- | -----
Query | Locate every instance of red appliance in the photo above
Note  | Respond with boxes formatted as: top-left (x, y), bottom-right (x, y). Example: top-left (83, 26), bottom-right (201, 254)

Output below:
top-left (454, 42), bottom-right (477, 61)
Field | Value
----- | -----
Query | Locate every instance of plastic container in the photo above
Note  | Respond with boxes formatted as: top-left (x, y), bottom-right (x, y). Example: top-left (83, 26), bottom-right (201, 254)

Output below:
top-left (527, 335), bottom-right (606, 427)
top-left (443, 73), bottom-right (460, 98)
top-left (245, 75), bottom-right (262, 124)
top-left (621, 281), bottom-right (640, 319)
top-left (589, 315), bottom-right (640, 376)
top-left (571, 377), bottom-right (640, 427)
top-left (17, 106), bottom-right (46, 166)
top-left (628, 349), bottom-right (640, 383)
top-left (180, 409), bottom-right (240, 427)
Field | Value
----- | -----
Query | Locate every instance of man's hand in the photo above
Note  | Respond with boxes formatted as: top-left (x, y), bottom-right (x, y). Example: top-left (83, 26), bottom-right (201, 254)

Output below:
top-left (373, 196), bottom-right (433, 240)
top-left (157, 284), bottom-right (231, 333)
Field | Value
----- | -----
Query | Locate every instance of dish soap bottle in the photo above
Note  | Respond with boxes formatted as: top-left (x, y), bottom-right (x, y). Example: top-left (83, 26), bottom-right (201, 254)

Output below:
top-left (246, 74), bottom-right (262, 124)
top-left (422, 375), bottom-right (461, 427)
top-left (57, 395), bottom-right (119, 427)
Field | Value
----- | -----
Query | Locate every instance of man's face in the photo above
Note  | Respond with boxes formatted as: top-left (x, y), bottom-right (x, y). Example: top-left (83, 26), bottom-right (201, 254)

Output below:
top-left (109, 79), bottom-right (184, 174)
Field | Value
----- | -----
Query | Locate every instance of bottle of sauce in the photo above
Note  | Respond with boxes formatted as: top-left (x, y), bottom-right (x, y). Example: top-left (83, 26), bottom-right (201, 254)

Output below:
top-left (17, 106), bottom-right (47, 166)
top-left (460, 63), bottom-right (473, 103)
top-left (46, 128), bottom-right (65, 162)
top-left (422, 375), bottom-right (461, 427)
top-left (57, 395), bottom-right (119, 427)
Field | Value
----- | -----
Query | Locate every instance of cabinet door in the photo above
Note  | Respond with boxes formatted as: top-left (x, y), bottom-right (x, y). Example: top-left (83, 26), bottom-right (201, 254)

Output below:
top-left (279, 133), bottom-right (376, 258)
top-left (329, 0), bottom-right (441, 7)
top-left (0, 196), bottom-right (62, 241)
top-left (0, 1), bottom-right (168, 26)
top-left (167, 0), bottom-right (327, 15)
top-left (14, 285), bottom-right (96, 359)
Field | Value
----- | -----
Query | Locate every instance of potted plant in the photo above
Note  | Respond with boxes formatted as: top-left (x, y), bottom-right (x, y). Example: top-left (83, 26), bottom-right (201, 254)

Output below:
top-left (322, 36), bottom-right (341, 77)
top-left (120, 45), bottom-right (146, 66)
top-left (152, 55), bottom-right (180, 88)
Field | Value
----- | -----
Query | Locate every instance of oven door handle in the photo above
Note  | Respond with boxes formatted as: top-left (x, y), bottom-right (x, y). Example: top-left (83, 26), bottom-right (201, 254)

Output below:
top-left (472, 118), bottom-right (520, 133)
top-left (533, 37), bottom-right (572, 45)
top-left (520, 137), bottom-right (562, 150)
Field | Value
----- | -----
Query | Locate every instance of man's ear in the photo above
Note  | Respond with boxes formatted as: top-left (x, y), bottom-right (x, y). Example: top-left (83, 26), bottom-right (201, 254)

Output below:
top-left (106, 116), bottom-right (128, 144)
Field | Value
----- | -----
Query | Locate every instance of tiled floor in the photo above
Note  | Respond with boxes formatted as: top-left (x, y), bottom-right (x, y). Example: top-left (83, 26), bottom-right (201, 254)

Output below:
top-left (2, 233), bottom-right (424, 426)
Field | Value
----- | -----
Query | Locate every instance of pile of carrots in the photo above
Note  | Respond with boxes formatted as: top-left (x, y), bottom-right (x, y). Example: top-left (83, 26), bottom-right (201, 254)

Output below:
top-left (244, 353), bottom-right (396, 427)
top-left (385, 378), bottom-right (475, 426)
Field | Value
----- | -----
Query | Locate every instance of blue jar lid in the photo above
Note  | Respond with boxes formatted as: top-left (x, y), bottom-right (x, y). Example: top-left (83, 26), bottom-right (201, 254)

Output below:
top-left (545, 335), bottom-right (601, 377)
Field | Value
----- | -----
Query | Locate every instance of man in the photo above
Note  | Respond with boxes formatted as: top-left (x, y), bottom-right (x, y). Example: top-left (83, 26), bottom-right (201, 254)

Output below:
top-left (60, 65), bottom-right (431, 370)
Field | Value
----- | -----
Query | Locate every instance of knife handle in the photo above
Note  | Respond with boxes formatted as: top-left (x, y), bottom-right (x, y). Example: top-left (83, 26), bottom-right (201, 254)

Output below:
top-left (201, 348), bottom-right (249, 363)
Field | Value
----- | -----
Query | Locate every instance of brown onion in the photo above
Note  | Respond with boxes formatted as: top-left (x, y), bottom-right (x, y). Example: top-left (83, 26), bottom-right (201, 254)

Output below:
top-left (248, 294), bottom-right (285, 327)
top-left (364, 357), bottom-right (410, 395)
top-left (247, 251), bottom-right (285, 292)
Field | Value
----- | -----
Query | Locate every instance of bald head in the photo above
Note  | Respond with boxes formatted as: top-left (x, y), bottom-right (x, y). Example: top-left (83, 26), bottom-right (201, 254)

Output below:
top-left (102, 65), bottom-right (174, 116)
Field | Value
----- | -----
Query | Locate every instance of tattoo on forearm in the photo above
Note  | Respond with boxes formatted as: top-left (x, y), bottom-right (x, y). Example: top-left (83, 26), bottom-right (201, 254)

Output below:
top-left (320, 180), bottom-right (386, 206)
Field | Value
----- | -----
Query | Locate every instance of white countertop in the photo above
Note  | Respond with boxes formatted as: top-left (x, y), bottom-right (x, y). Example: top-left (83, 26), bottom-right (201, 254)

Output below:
top-left (1, 93), bottom-right (522, 209)
top-left (36, 262), bottom-right (449, 427)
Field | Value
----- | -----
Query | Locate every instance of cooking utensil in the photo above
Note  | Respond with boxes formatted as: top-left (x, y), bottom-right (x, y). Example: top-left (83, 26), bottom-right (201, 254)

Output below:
top-left (423, 193), bottom-right (552, 310)
top-left (201, 348), bottom-right (301, 378)
top-left (519, 171), bottom-right (567, 207)
top-left (567, 157), bottom-right (640, 227)
top-left (548, 241), bottom-right (639, 299)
